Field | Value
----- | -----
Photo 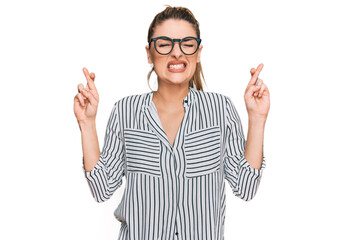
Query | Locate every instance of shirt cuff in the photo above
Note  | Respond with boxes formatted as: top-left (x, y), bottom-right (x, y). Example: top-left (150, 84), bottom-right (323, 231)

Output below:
top-left (244, 156), bottom-right (266, 177)
top-left (82, 157), bottom-right (106, 179)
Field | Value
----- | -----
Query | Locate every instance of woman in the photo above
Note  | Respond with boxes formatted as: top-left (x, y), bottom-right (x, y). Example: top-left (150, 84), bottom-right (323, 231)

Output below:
top-left (74, 6), bottom-right (270, 240)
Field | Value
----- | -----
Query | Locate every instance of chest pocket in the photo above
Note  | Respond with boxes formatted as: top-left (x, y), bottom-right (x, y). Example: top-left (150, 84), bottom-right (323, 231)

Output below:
top-left (184, 125), bottom-right (221, 178)
top-left (123, 128), bottom-right (161, 177)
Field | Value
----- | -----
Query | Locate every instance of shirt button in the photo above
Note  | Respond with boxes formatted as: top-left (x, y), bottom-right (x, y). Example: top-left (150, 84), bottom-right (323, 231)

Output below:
top-left (175, 232), bottom-right (178, 235)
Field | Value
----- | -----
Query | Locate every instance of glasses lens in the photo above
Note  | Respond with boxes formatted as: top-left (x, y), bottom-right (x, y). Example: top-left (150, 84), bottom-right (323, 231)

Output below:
top-left (155, 37), bottom-right (173, 54)
top-left (181, 38), bottom-right (198, 55)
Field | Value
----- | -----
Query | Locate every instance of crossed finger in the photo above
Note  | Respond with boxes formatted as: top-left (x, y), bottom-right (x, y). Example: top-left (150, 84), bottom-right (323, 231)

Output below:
top-left (83, 67), bottom-right (96, 91)
top-left (248, 63), bottom-right (263, 86)
top-left (250, 68), bottom-right (259, 86)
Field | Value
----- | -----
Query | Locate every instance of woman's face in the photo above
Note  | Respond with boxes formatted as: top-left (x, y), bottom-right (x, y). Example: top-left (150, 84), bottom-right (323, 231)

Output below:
top-left (146, 19), bottom-right (202, 87)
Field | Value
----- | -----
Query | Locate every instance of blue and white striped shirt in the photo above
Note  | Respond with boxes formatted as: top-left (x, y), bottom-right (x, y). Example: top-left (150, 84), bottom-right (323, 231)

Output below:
top-left (84, 86), bottom-right (265, 240)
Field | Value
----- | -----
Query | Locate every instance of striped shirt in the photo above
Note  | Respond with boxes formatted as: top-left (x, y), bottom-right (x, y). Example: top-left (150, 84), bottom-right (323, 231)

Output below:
top-left (84, 86), bottom-right (266, 240)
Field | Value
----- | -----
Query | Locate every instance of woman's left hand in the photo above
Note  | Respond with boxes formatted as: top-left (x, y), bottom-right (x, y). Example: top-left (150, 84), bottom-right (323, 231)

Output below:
top-left (244, 63), bottom-right (270, 121)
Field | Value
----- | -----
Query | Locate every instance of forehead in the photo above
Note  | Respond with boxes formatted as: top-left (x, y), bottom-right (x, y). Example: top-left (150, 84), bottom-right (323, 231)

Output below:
top-left (152, 19), bottom-right (197, 38)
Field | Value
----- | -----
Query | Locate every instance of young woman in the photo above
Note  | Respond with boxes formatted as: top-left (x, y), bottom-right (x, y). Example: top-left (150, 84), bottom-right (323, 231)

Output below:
top-left (74, 6), bottom-right (270, 240)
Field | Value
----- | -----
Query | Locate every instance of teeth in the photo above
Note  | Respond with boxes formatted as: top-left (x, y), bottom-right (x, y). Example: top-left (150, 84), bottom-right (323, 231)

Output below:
top-left (168, 64), bottom-right (185, 69)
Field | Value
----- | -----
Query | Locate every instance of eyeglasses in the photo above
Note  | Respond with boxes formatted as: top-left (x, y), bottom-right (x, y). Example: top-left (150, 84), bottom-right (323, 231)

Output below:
top-left (149, 36), bottom-right (202, 55)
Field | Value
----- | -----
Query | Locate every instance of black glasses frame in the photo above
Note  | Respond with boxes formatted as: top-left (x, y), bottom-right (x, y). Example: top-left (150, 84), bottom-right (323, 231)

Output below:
top-left (148, 36), bottom-right (202, 55)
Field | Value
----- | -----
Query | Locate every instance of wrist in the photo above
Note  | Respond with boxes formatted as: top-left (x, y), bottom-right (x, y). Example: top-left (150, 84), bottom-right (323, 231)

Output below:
top-left (248, 116), bottom-right (267, 126)
top-left (78, 119), bottom-right (96, 132)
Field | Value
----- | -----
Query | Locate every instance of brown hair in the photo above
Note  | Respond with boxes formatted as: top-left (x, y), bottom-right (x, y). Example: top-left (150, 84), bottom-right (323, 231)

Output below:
top-left (147, 6), bottom-right (206, 91)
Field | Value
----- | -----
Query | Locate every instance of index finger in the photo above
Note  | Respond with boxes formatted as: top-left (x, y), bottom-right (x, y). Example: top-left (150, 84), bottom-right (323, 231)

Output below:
top-left (248, 63), bottom-right (264, 86)
top-left (83, 67), bottom-right (91, 80)
top-left (83, 67), bottom-right (97, 91)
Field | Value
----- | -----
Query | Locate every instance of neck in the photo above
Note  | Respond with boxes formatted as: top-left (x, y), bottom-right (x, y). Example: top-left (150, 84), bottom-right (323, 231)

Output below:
top-left (153, 82), bottom-right (190, 106)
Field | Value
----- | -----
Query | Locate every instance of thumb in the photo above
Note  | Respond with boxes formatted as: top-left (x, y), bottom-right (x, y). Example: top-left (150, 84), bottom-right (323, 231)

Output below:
top-left (245, 84), bottom-right (261, 98)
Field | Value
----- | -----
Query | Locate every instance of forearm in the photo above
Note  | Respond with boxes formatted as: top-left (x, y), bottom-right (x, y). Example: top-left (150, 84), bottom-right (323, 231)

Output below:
top-left (244, 118), bottom-right (266, 170)
top-left (79, 120), bottom-right (101, 172)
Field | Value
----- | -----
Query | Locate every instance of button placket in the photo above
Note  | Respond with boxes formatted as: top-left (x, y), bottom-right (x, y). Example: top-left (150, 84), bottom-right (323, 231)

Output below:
top-left (172, 98), bottom-right (191, 240)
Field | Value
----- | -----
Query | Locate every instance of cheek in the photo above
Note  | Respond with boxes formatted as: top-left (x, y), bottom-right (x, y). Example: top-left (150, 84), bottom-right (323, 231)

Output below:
top-left (152, 59), bottom-right (168, 77)
top-left (187, 58), bottom-right (198, 73)
top-left (152, 54), bottom-right (166, 67)
top-left (153, 60), bottom-right (165, 72)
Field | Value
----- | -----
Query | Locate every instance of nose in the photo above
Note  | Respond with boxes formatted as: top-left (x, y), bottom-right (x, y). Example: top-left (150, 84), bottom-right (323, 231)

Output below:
top-left (170, 42), bottom-right (183, 58)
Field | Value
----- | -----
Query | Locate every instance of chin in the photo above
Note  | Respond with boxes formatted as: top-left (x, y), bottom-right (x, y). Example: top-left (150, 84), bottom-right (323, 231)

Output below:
top-left (161, 72), bottom-right (190, 85)
top-left (167, 76), bottom-right (191, 85)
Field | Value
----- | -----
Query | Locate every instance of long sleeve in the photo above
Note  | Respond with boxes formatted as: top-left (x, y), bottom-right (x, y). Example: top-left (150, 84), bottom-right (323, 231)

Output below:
top-left (83, 102), bottom-right (125, 202)
top-left (223, 96), bottom-right (266, 201)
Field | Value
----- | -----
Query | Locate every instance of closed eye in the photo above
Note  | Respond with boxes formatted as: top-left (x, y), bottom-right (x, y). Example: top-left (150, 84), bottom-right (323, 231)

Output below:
top-left (159, 44), bottom-right (172, 47)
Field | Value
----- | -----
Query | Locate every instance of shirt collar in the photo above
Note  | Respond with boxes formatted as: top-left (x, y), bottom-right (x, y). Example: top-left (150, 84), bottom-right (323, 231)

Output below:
top-left (143, 86), bottom-right (195, 111)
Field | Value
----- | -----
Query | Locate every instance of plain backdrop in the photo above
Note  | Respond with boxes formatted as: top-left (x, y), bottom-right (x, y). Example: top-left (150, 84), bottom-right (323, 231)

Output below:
top-left (1, 0), bottom-right (361, 239)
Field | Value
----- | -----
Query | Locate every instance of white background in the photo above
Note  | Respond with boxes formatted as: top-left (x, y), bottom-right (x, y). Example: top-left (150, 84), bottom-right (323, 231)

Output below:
top-left (1, 0), bottom-right (361, 239)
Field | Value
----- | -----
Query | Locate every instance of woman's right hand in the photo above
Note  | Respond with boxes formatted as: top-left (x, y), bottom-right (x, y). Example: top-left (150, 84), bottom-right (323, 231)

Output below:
top-left (74, 67), bottom-right (99, 124)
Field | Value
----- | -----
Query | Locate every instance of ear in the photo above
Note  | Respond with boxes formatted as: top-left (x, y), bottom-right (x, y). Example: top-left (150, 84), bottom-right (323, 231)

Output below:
top-left (196, 45), bottom-right (203, 63)
top-left (145, 45), bottom-right (153, 64)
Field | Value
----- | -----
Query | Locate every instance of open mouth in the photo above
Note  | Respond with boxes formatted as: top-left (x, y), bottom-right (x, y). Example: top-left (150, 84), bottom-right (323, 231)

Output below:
top-left (168, 64), bottom-right (186, 69)
top-left (167, 61), bottom-right (187, 71)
